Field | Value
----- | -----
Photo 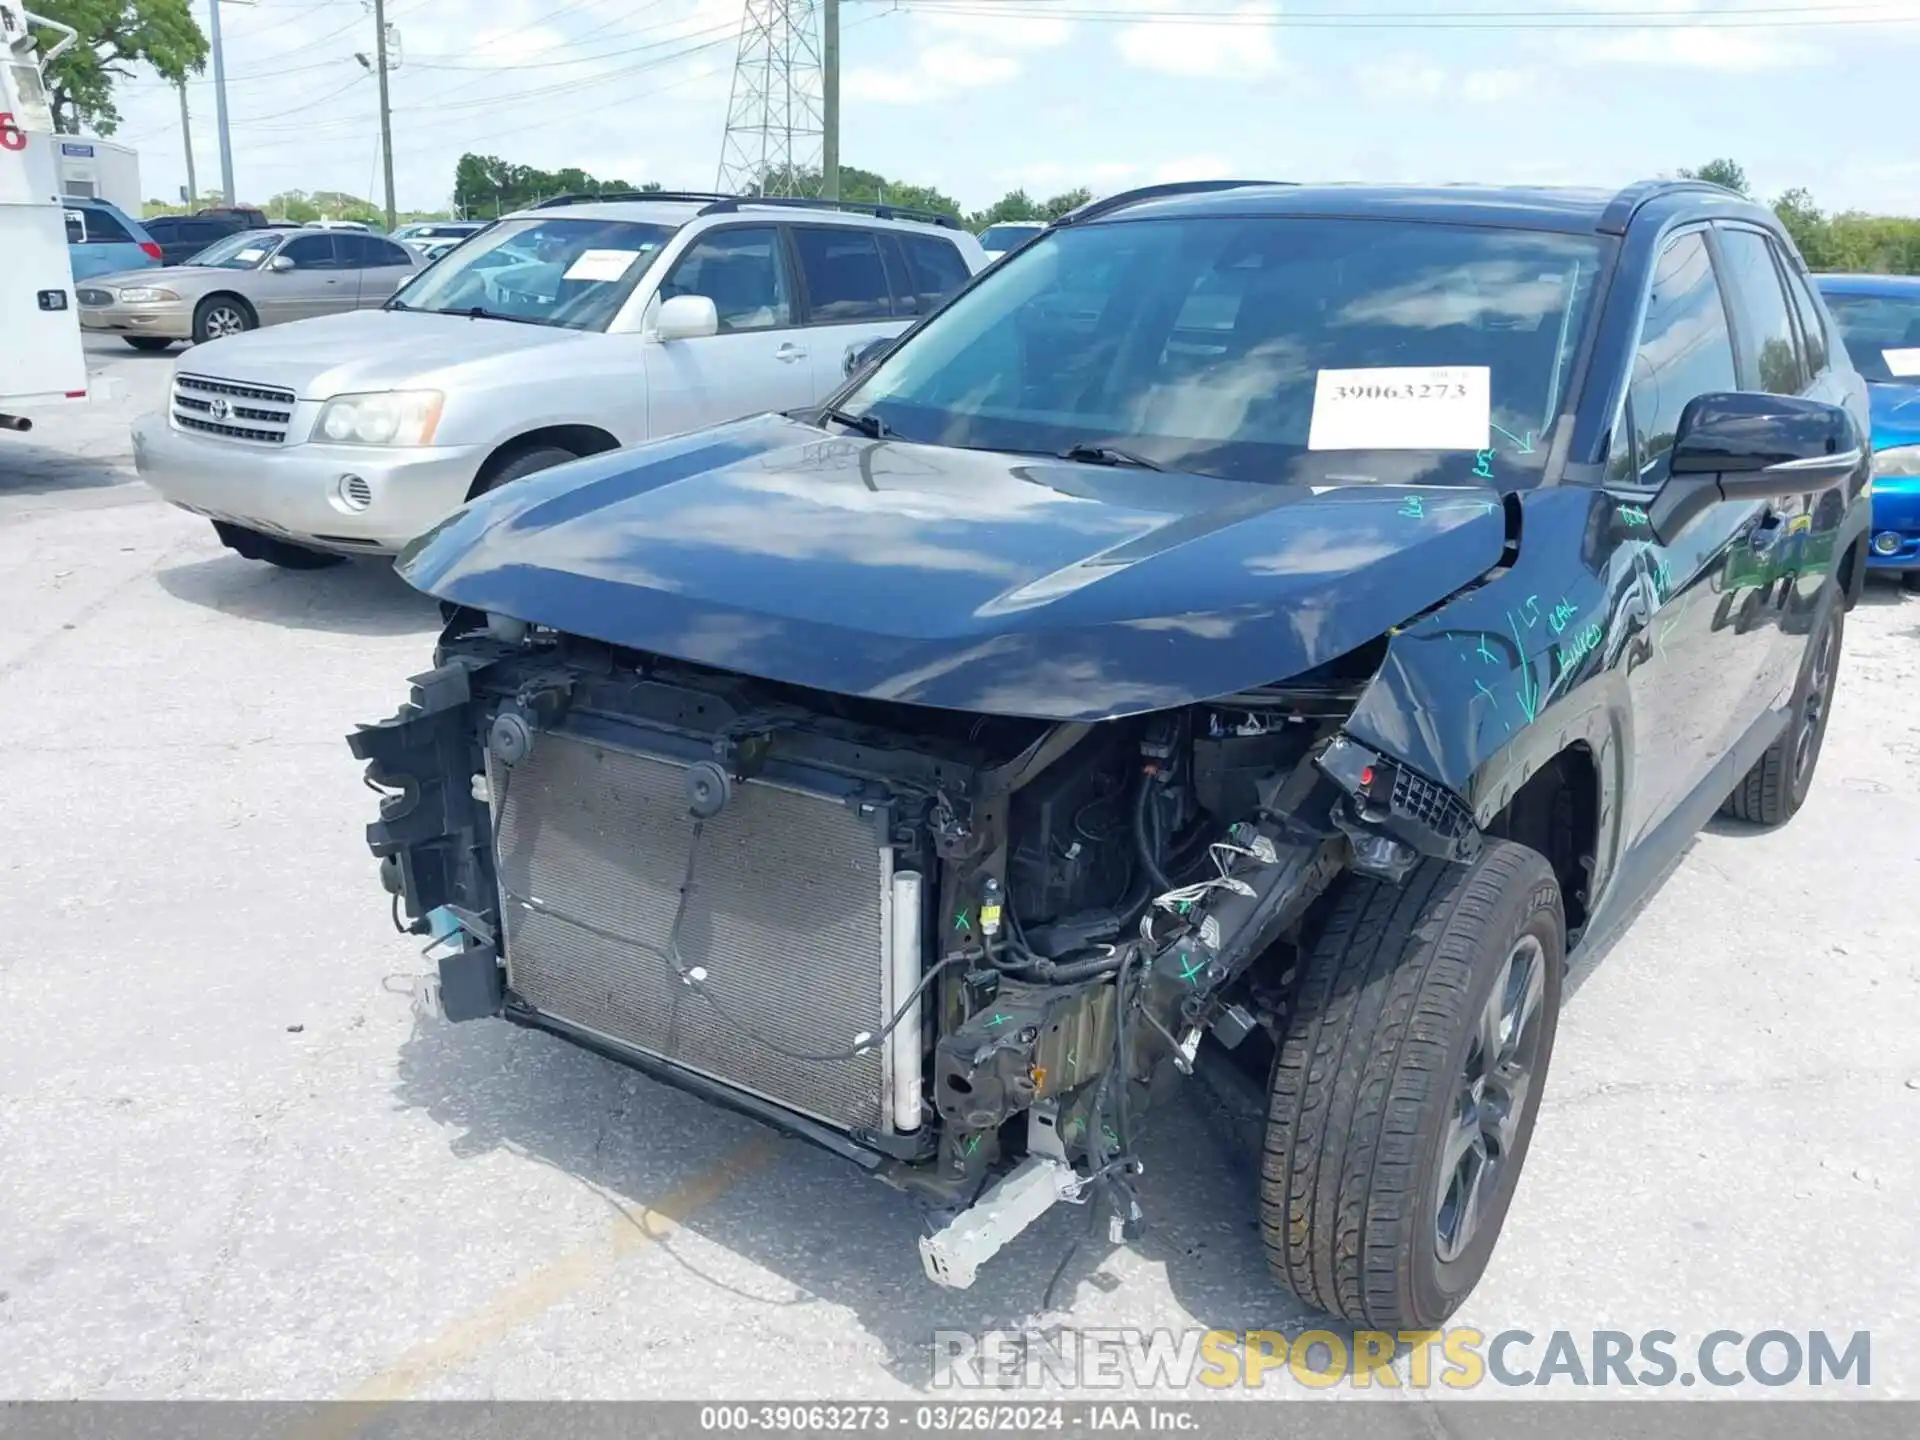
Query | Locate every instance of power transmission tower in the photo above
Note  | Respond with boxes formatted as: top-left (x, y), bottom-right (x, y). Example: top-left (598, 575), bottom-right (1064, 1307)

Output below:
top-left (715, 0), bottom-right (825, 197)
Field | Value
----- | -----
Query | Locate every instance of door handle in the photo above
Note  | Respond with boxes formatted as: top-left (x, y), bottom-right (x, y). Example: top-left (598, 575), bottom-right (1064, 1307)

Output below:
top-left (775, 343), bottom-right (806, 363)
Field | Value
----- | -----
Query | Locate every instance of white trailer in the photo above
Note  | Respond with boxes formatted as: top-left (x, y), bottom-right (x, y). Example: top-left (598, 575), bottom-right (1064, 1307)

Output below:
top-left (1, 2), bottom-right (89, 430)
top-left (55, 133), bottom-right (140, 212)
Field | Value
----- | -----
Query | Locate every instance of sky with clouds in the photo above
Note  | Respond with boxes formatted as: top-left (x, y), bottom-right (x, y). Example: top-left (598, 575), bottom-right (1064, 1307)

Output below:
top-left (99, 0), bottom-right (1920, 217)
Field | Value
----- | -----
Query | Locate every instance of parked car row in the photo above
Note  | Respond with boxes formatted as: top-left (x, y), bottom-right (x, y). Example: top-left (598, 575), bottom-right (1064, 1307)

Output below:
top-left (78, 227), bottom-right (422, 348)
top-left (131, 192), bottom-right (987, 567)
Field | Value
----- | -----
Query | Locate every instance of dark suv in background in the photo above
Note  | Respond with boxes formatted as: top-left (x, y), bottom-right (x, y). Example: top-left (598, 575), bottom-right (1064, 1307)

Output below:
top-left (354, 178), bottom-right (1869, 1328)
top-left (139, 207), bottom-right (277, 266)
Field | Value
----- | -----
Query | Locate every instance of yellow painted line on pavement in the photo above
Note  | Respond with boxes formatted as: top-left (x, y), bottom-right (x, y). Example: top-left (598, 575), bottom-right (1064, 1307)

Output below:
top-left (306, 1131), bottom-right (778, 1428)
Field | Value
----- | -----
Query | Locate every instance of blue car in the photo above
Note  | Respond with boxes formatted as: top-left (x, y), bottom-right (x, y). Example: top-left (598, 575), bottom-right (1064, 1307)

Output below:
top-left (63, 197), bottom-right (161, 282)
top-left (1814, 272), bottom-right (1920, 588)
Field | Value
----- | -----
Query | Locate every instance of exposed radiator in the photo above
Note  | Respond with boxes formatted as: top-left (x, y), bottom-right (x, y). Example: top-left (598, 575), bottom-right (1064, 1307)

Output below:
top-left (490, 730), bottom-right (894, 1133)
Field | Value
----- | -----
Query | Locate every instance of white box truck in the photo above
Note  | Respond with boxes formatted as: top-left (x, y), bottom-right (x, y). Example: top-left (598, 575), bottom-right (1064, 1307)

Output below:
top-left (1, 2), bottom-right (89, 431)
top-left (55, 133), bottom-right (139, 212)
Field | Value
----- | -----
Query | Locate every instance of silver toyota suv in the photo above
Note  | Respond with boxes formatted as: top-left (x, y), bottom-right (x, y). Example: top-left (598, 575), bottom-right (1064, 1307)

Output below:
top-left (132, 192), bottom-right (988, 568)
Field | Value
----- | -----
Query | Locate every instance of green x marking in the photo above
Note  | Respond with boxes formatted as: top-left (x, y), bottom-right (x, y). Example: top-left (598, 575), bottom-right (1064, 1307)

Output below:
top-left (1178, 952), bottom-right (1206, 984)
top-left (984, 1012), bottom-right (1011, 1028)
top-left (953, 909), bottom-right (969, 933)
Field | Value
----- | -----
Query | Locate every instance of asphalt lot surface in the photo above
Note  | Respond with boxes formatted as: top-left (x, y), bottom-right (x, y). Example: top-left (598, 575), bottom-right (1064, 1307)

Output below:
top-left (2, 337), bottom-right (1917, 1400)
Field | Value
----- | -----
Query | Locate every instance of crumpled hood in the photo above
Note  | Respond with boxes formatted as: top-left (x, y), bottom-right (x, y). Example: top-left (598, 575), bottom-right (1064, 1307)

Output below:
top-left (397, 415), bottom-right (1511, 721)
top-left (182, 309), bottom-right (585, 399)
top-left (1868, 382), bottom-right (1920, 450)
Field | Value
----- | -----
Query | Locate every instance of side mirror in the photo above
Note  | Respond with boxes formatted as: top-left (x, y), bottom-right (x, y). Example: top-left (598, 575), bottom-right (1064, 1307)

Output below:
top-left (1647, 392), bottom-right (1862, 544)
top-left (655, 293), bottom-right (719, 342)
top-left (268, 254), bottom-right (296, 273)
top-left (843, 336), bottom-right (894, 378)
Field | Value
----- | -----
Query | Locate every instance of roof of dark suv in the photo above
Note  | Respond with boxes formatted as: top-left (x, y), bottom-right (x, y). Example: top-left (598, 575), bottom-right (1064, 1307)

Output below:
top-left (1066, 179), bottom-right (1782, 240)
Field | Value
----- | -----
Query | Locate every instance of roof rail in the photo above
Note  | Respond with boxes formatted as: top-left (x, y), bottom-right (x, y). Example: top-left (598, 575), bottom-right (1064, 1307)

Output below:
top-left (531, 190), bottom-right (736, 210)
top-left (696, 195), bottom-right (961, 229)
top-left (1050, 179), bottom-right (1288, 227)
top-left (528, 190), bottom-right (960, 229)
top-left (1596, 179), bottom-right (1745, 236)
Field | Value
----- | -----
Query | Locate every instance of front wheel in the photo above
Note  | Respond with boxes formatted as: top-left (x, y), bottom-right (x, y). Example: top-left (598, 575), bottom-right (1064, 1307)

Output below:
top-left (1721, 581), bottom-right (1843, 826)
top-left (1902, 571), bottom-right (1920, 594)
top-left (1260, 840), bottom-right (1565, 1330)
top-left (193, 296), bottom-right (255, 344)
top-left (471, 444), bottom-right (582, 497)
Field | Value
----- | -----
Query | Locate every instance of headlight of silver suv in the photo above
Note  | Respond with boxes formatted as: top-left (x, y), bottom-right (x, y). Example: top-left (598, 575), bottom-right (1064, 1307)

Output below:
top-left (115, 287), bottom-right (178, 304)
top-left (314, 390), bottom-right (445, 447)
top-left (1872, 444), bottom-right (1920, 478)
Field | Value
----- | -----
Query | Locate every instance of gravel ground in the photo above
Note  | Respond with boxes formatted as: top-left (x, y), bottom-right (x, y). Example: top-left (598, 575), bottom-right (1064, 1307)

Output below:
top-left (1, 337), bottom-right (1916, 1401)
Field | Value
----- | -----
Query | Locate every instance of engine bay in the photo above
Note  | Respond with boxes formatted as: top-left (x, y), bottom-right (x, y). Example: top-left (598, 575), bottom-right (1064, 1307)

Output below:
top-left (351, 610), bottom-right (1483, 1288)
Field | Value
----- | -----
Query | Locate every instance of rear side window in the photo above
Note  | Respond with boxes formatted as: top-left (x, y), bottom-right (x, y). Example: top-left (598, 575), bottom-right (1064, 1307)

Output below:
top-left (895, 233), bottom-right (971, 316)
top-left (1780, 263), bottom-right (1831, 377)
top-left (78, 206), bottom-right (132, 243)
top-left (1625, 231), bottom-right (1738, 481)
top-left (349, 235), bottom-right (413, 268)
top-left (1716, 227), bottom-right (1803, 394)
top-left (792, 226), bottom-right (892, 322)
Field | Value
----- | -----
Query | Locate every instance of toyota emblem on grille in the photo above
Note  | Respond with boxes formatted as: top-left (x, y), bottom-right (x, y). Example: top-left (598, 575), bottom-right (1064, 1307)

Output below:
top-left (207, 398), bottom-right (232, 421)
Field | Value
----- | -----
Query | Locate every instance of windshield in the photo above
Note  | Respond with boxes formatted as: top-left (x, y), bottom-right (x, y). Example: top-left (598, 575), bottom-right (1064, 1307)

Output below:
top-left (978, 224), bottom-right (1041, 253)
top-left (1819, 289), bottom-right (1920, 382)
top-left (188, 230), bottom-right (277, 269)
top-left (390, 216), bottom-right (675, 329)
top-left (845, 215), bottom-right (1607, 487)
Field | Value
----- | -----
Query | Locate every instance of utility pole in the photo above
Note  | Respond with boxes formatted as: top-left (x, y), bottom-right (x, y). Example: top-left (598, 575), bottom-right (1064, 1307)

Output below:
top-left (821, 0), bottom-right (838, 200)
top-left (210, 0), bottom-right (234, 204)
top-left (372, 0), bottom-right (396, 230)
top-left (177, 79), bottom-right (197, 205)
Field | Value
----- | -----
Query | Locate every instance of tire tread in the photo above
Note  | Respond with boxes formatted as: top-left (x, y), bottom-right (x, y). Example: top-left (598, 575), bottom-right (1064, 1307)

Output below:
top-left (1259, 840), bottom-right (1557, 1328)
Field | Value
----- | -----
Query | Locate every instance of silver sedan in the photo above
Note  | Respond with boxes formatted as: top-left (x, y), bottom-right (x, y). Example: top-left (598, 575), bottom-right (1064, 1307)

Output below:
top-left (76, 227), bottom-right (421, 351)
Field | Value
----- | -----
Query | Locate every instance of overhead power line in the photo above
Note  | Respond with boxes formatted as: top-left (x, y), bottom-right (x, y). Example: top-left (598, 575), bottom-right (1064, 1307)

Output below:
top-left (855, 0), bottom-right (1920, 25)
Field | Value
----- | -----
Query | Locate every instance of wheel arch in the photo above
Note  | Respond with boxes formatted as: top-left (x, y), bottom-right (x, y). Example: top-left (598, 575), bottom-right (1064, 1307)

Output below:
top-left (1482, 741), bottom-right (1603, 939)
top-left (465, 425), bottom-right (622, 501)
top-left (195, 290), bottom-right (257, 325)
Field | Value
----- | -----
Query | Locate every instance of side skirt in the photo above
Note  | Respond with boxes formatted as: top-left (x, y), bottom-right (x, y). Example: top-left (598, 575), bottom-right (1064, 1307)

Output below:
top-left (1574, 703), bottom-right (1789, 966)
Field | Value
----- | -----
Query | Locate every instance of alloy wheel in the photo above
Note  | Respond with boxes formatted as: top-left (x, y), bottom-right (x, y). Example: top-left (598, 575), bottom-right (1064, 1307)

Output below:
top-left (1435, 933), bottom-right (1547, 1263)
top-left (205, 306), bottom-right (247, 339)
top-left (1793, 611), bottom-right (1839, 788)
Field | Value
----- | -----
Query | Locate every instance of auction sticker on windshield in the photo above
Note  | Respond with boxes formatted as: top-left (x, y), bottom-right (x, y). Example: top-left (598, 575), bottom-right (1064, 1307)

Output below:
top-left (1307, 366), bottom-right (1490, 452)
top-left (563, 248), bottom-right (647, 282)
top-left (1881, 347), bottom-right (1920, 378)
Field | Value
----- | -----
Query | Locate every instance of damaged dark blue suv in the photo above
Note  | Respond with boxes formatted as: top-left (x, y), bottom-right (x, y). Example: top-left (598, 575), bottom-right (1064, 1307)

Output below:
top-left (352, 180), bottom-right (1870, 1328)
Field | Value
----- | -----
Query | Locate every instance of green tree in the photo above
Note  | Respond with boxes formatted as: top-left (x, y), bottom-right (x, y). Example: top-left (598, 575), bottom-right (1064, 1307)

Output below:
top-left (267, 190), bottom-right (322, 223)
top-left (736, 162), bottom-right (963, 219)
top-left (1678, 158), bottom-right (1749, 196)
top-left (35, 0), bottom-right (207, 136)
top-left (1039, 186), bottom-right (1094, 220)
top-left (1772, 187), bottom-right (1832, 269)
top-left (452, 153), bottom-right (659, 216)
top-left (970, 189), bottom-right (1040, 228)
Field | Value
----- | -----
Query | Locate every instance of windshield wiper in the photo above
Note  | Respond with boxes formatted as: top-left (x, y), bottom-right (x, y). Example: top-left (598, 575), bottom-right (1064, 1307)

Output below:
top-left (421, 305), bottom-right (555, 327)
top-left (1058, 442), bottom-right (1164, 470)
top-left (820, 406), bottom-right (889, 439)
